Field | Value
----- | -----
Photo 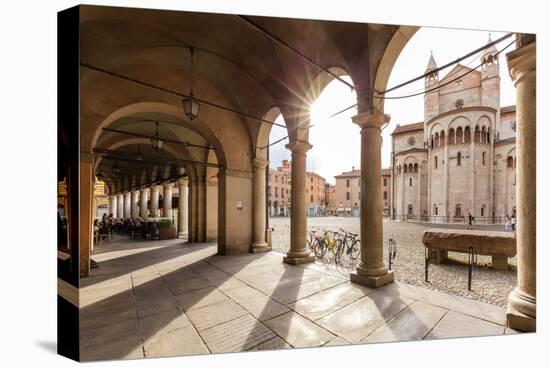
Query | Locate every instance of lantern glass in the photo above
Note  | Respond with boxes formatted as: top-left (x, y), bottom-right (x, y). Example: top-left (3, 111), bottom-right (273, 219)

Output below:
top-left (182, 98), bottom-right (200, 120)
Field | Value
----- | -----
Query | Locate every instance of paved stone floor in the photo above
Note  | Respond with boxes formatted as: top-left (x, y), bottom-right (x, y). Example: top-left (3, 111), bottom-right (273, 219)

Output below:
top-left (80, 236), bottom-right (519, 361)
top-left (271, 217), bottom-right (517, 307)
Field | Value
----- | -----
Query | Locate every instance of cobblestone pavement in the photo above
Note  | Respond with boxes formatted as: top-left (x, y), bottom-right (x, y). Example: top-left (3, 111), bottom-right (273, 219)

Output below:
top-left (269, 217), bottom-right (517, 307)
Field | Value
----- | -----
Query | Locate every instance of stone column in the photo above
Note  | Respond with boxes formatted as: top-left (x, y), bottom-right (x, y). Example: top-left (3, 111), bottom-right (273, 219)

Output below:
top-left (163, 182), bottom-right (173, 219)
top-left (190, 179), bottom-right (198, 242)
top-left (506, 40), bottom-right (536, 331)
top-left (131, 190), bottom-right (140, 219)
top-left (251, 158), bottom-right (269, 253)
top-left (140, 188), bottom-right (149, 218)
top-left (178, 178), bottom-right (189, 239)
top-left (79, 156), bottom-right (94, 277)
top-left (123, 192), bottom-right (131, 219)
top-left (350, 110), bottom-right (394, 287)
top-left (150, 185), bottom-right (160, 217)
top-left (283, 140), bottom-right (314, 265)
top-left (197, 177), bottom-right (207, 242)
top-left (110, 195), bottom-right (117, 218)
top-left (117, 193), bottom-right (124, 219)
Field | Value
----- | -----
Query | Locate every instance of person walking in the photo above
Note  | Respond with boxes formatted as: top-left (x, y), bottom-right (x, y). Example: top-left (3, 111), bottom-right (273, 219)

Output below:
top-left (505, 214), bottom-right (511, 231)
top-left (467, 212), bottom-right (474, 230)
top-left (511, 214), bottom-right (516, 231)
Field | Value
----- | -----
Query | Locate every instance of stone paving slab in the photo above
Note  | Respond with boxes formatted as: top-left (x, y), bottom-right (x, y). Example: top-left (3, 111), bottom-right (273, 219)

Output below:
top-left (80, 318), bottom-right (140, 350)
top-left (288, 282), bottom-right (375, 320)
top-left (317, 291), bottom-right (414, 343)
top-left (186, 299), bottom-right (248, 331)
top-left (143, 324), bottom-right (209, 357)
top-left (164, 276), bottom-right (212, 296)
top-left (424, 310), bottom-right (505, 339)
top-left (362, 300), bottom-right (448, 344)
top-left (175, 286), bottom-right (229, 311)
top-left (248, 336), bottom-right (293, 351)
top-left (138, 308), bottom-right (192, 341)
top-left (200, 314), bottom-right (276, 353)
top-left (264, 311), bottom-right (336, 348)
top-left (223, 285), bottom-right (290, 321)
top-left (135, 295), bottom-right (180, 318)
top-left (80, 332), bottom-right (144, 362)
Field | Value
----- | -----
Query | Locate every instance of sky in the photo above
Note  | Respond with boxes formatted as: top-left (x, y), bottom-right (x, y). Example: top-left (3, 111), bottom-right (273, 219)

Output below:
top-left (268, 27), bottom-right (517, 184)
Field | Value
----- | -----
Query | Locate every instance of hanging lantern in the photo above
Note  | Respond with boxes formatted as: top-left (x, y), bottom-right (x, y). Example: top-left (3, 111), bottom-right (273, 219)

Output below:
top-left (182, 47), bottom-right (200, 120)
top-left (150, 121), bottom-right (165, 150)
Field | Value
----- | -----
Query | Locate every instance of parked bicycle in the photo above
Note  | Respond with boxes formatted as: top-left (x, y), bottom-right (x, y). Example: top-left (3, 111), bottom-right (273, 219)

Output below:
top-left (335, 228), bottom-right (360, 263)
top-left (314, 229), bottom-right (339, 259)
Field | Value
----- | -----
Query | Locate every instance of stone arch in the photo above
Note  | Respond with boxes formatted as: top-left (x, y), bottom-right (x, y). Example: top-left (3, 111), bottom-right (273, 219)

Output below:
top-left (372, 26), bottom-right (420, 113)
top-left (255, 106), bottom-right (284, 161)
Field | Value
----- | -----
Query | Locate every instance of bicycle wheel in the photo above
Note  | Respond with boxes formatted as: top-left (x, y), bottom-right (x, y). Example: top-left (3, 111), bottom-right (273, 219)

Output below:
top-left (333, 239), bottom-right (344, 264)
top-left (314, 238), bottom-right (327, 258)
top-left (349, 239), bottom-right (360, 260)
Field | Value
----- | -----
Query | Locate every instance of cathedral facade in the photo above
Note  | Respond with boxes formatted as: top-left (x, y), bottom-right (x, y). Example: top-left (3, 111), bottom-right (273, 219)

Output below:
top-left (390, 38), bottom-right (517, 222)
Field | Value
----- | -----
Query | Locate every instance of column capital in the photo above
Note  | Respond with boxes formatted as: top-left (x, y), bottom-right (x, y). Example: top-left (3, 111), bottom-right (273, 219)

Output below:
top-left (179, 177), bottom-right (189, 186)
top-left (163, 181), bottom-right (173, 189)
top-left (140, 187), bottom-right (150, 193)
top-left (285, 140), bottom-right (313, 154)
top-left (507, 41), bottom-right (536, 84)
top-left (352, 109), bottom-right (391, 129)
top-left (150, 184), bottom-right (160, 192)
top-left (252, 158), bottom-right (269, 169)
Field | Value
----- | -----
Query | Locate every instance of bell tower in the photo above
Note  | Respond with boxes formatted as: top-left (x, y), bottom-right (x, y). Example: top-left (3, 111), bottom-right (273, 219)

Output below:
top-left (480, 34), bottom-right (501, 111)
top-left (424, 52), bottom-right (440, 123)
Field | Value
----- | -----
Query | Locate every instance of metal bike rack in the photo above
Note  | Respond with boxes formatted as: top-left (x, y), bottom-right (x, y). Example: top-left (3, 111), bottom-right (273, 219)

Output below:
top-left (467, 246), bottom-right (477, 291)
top-left (424, 245), bottom-right (430, 282)
top-left (388, 238), bottom-right (397, 270)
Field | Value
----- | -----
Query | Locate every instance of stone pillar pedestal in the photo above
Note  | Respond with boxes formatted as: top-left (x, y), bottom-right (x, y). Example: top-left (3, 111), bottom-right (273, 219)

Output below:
top-left (350, 110), bottom-right (394, 288)
top-left (131, 190), bottom-right (140, 219)
top-left (150, 185), bottom-right (160, 217)
top-left (251, 158), bottom-right (270, 253)
top-left (140, 188), bottom-right (149, 218)
top-left (505, 40), bottom-right (536, 332)
top-left (178, 178), bottom-right (189, 239)
top-left (283, 141), bottom-right (315, 265)
top-left (163, 182), bottom-right (173, 219)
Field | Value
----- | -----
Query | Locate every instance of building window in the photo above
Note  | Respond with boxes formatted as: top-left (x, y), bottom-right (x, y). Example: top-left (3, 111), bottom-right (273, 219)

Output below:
top-left (275, 175), bottom-right (278, 183)
top-left (275, 188), bottom-right (278, 197)
top-left (414, 163), bottom-right (418, 173)
top-left (434, 156), bottom-right (438, 169)
top-left (507, 156), bottom-right (514, 168)
top-left (383, 178), bottom-right (387, 187)
top-left (408, 136), bottom-right (415, 147)
top-left (455, 204), bottom-right (462, 217)
top-left (408, 204), bottom-right (413, 215)
top-left (383, 191), bottom-right (388, 200)
top-left (457, 151), bottom-right (462, 166)
top-left (409, 177), bottom-right (412, 186)
top-left (310, 195), bottom-right (313, 203)
top-left (434, 205), bottom-right (438, 215)
top-left (455, 98), bottom-right (464, 109)
top-left (481, 205), bottom-right (486, 217)
top-left (482, 151), bottom-right (486, 166)
top-left (464, 126), bottom-right (471, 143)
top-left (346, 179), bottom-right (350, 188)
top-left (346, 192), bottom-right (350, 200)
top-left (404, 165), bottom-right (408, 173)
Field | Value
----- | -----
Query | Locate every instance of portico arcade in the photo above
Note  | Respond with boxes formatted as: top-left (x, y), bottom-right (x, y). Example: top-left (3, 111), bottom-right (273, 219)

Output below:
top-left (65, 6), bottom-right (535, 333)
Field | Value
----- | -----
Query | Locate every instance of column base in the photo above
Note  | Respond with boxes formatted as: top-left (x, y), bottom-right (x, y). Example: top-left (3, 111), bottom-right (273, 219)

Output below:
top-left (350, 270), bottom-right (394, 288)
top-left (250, 243), bottom-right (271, 253)
top-left (283, 254), bottom-right (315, 265)
top-left (507, 302), bottom-right (536, 332)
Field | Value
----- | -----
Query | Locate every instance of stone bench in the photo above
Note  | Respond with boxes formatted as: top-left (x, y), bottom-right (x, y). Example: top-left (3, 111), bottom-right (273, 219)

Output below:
top-left (422, 229), bottom-right (516, 270)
